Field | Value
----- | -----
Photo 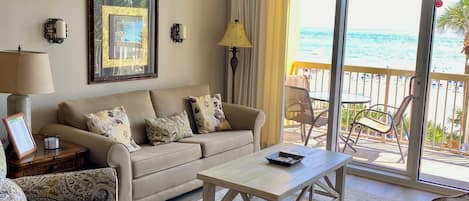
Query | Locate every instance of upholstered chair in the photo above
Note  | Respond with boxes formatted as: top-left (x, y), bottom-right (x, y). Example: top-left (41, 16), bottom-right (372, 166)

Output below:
top-left (0, 142), bottom-right (117, 201)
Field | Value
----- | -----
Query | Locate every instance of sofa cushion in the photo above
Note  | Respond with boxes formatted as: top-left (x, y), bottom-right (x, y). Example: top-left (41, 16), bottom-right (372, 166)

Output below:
top-left (132, 160), bottom-right (203, 200)
top-left (130, 143), bottom-right (202, 178)
top-left (188, 93), bottom-right (231, 133)
top-left (58, 90), bottom-right (156, 144)
top-left (178, 130), bottom-right (253, 157)
top-left (150, 84), bottom-right (210, 132)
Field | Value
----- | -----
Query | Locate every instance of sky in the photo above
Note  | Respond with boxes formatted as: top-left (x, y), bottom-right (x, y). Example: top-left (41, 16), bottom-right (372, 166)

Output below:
top-left (299, 0), bottom-right (460, 33)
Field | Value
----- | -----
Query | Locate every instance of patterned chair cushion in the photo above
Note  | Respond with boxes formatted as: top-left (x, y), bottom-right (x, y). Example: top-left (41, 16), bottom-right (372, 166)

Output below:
top-left (14, 168), bottom-right (117, 201)
top-left (188, 94), bottom-right (231, 133)
top-left (0, 142), bottom-right (6, 179)
top-left (145, 111), bottom-right (193, 145)
top-left (0, 179), bottom-right (27, 201)
top-left (86, 106), bottom-right (141, 152)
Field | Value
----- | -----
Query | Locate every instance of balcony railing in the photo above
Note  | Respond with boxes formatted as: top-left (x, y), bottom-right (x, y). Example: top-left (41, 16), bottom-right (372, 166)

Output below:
top-left (289, 61), bottom-right (469, 154)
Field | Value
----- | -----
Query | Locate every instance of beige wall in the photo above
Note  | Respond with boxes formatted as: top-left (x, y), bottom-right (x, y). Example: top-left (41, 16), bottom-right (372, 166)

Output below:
top-left (0, 0), bottom-right (227, 138)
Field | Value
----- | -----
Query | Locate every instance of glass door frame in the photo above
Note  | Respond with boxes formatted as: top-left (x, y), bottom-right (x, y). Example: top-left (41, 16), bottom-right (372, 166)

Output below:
top-left (324, 0), bottom-right (465, 194)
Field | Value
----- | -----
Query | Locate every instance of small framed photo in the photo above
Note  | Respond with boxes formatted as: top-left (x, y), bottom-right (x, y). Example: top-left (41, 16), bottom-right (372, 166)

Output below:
top-left (2, 113), bottom-right (37, 159)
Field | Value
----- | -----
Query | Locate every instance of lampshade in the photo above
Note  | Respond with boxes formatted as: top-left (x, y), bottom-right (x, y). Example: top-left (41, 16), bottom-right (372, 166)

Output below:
top-left (0, 50), bottom-right (55, 95)
top-left (218, 20), bottom-right (252, 48)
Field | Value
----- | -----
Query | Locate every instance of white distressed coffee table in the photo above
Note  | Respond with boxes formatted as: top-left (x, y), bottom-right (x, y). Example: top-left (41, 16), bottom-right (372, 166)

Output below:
top-left (197, 143), bottom-right (352, 201)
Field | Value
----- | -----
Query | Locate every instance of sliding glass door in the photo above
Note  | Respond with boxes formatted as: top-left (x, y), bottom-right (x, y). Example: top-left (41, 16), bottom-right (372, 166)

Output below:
top-left (285, 0), bottom-right (467, 192)
top-left (418, 0), bottom-right (469, 190)
top-left (283, 0), bottom-right (336, 151)
top-left (329, 0), bottom-right (467, 192)
top-left (333, 0), bottom-right (422, 174)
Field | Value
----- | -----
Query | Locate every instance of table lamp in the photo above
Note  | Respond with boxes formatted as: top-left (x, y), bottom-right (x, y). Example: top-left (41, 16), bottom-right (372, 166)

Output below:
top-left (218, 19), bottom-right (252, 103)
top-left (0, 47), bottom-right (55, 130)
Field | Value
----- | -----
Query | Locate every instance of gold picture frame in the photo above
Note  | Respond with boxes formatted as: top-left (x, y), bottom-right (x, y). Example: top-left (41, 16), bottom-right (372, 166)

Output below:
top-left (87, 0), bottom-right (158, 84)
top-left (102, 6), bottom-right (149, 68)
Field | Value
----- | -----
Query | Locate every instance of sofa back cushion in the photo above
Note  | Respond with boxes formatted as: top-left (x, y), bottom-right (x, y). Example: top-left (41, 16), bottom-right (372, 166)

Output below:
top-left (150, 84), bottom-right (210, 132)
top-left (58, 90), bottom-right (156, 144)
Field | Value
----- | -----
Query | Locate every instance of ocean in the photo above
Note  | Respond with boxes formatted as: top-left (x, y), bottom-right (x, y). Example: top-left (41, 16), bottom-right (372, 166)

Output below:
top-left (297, 28), bottom-right (469, 133)
top-left (297, 27), bottom-right (466, 74)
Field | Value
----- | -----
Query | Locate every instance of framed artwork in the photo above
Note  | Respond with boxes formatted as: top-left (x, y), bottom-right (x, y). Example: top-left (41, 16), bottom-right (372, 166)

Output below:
top-left (87, 0), bottom-right (158, 84)
top-left (2, 113), bottom-right (37, 159)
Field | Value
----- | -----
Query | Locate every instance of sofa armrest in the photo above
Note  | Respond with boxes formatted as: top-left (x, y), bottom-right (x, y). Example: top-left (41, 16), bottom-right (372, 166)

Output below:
top-left (223, 103), bottom-right (266, 152)
top-left (39, 124), bottom-right (132, 201)
top-left (40, 124), bottom-right (118, 167)
top-left (14, 168), bottom-right (117, 201)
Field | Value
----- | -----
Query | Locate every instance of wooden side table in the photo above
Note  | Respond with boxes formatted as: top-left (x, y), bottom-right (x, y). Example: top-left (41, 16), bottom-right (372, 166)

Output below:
top-left (7, 135), bottom-right (88, 178)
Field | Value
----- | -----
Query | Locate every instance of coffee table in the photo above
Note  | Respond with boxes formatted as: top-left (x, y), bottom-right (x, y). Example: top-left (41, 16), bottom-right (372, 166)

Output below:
top-left (197, 144), bottom-right (352, 201)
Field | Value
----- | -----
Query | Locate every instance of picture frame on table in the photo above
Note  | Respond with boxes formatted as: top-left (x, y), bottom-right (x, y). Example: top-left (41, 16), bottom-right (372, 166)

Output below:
top-left (87, 0), bottom-right (158, 84)
top-left (2, 113), bottom-right (37, 160)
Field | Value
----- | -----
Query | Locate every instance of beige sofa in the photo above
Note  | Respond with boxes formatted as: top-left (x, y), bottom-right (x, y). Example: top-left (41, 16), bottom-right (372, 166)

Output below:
top-left (40, 84), bottom-right (265, 201)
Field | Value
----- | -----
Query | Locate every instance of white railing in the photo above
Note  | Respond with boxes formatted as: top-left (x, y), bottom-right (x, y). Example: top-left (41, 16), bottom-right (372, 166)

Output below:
top-left (289, 61), bottom-right (469, 154)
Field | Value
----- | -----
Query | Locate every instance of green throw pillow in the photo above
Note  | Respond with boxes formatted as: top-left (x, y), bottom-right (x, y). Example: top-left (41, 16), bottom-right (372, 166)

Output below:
top-left (145, 111), bottom-right (194, 145)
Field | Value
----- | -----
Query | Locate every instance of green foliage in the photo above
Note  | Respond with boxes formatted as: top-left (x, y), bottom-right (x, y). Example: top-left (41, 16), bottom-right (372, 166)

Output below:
top-left (340, 104), bottom-right (385, 129)
top-left (395, 115), bottom-right (444, 144)
top-left (447, 109), bottom-right (463, 143)
top-left (338, 104), bottom-right (462, 146)
top-left (341, 105), bottom-right (364, 128)
top-left (437, 0), bottom-right (469, 33)
top-left (402, 114), bottom-right (410, 132)
top-left (401, 115), bottom-right (459, 145)
top-left (448, 109), bottom-right (463, 125)
top-left (436, 0), bottom-right (469, 144)
top-left (447, 133), bottom-right (462, 141)
top-left (425, 121), bottom-right (445, 145)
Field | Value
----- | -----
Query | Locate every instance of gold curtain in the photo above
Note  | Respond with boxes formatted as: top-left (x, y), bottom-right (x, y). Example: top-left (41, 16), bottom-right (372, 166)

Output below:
top-left (256, 0), bottom-right (289, 148)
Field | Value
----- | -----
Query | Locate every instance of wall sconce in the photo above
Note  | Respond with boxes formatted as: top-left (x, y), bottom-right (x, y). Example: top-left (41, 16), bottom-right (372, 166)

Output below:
top-left (44, 18), bottom-right (67, 44)
top-left (170, 23), bottom-right (186, 43)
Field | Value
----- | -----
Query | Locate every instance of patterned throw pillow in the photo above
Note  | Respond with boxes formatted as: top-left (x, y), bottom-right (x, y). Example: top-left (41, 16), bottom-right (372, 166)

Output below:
top-left (85, 106), bottom-right (141, 152)
top-left (188, 93), bottom-right (231, 134)
top-left (145, 111), bottom-right (193, 145)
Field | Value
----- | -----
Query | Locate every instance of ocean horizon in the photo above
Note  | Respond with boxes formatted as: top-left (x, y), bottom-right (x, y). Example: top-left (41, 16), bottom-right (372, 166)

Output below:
top-left (298, 27), bottom-right (467, 74)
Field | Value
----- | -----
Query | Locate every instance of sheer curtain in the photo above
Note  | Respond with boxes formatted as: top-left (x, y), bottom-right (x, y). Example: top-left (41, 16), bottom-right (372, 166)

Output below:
top-left (226, 0), bottom-right (289, 148)
top-left (227, 0), bottom-right (261, 107)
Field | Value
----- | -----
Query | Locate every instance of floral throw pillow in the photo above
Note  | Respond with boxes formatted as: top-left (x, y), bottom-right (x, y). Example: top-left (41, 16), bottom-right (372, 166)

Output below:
top-left (145, 111), bottom-right (193, 145)
top-left (85, 106), bottom-right (141, 152)
top-left (188, 93), bottom-right (231, 134)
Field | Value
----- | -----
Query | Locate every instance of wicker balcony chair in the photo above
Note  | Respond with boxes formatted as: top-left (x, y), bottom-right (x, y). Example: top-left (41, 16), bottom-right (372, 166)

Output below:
top-left (285, 85), bottom-right (328, 146)
top-left (342, 76), bottom-right (415, 163)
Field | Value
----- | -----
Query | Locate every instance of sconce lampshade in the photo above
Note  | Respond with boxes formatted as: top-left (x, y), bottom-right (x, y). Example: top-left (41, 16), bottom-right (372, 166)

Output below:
top-left (218, 20), bottom-right (252, 48)
top-left (0, 50), bottom-right (55, 95)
